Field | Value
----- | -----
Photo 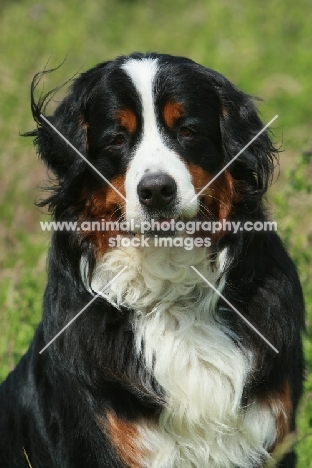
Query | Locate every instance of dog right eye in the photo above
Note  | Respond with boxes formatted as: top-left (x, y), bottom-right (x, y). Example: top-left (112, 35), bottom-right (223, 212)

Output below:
top-left (180, 126), bottom-right (195, 138)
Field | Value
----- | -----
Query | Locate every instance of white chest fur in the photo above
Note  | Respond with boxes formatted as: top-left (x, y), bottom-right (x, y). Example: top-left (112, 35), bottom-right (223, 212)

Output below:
top-left (88, 245), bottom-right (276, 467)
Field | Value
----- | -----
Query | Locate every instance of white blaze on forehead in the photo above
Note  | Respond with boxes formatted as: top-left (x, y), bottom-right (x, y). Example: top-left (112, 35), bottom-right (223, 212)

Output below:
top-left (121, 58), bottom-right (198, 222)
top-left (122, 58), bottom-right (158, 134)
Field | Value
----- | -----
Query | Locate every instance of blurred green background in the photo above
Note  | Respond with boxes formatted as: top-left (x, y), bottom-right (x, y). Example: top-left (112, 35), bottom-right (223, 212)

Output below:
top-left (0, 0), bottom-right (311, 465)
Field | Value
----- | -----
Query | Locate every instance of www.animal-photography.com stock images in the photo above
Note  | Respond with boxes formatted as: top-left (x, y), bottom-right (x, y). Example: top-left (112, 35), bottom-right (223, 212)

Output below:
top-left (0, 1), bottom-right (311, 467)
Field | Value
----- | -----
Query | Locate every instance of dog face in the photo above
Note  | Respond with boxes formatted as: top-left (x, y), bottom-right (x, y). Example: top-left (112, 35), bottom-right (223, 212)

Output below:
top-left (120, 57), bottom-right (223, 226)
top-left (81, 55), bottom-right (229, 229)
top-left (32, 53), bottom-right (276, 255)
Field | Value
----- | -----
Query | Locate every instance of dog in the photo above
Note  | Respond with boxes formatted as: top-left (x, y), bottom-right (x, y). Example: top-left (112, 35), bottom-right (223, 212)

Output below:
top-left (0, 53), bottom-right (305, 468)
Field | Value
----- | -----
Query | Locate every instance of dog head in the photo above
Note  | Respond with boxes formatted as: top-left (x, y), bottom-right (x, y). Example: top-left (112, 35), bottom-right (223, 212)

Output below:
top-left (30, 53), bottom-right (278, 256)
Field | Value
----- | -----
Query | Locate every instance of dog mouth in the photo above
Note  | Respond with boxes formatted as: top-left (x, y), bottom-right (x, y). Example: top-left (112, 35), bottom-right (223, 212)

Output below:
top-left (142, 217), bottom-right (178, 237)
top-left (129, 215), bottom-right (201, 237)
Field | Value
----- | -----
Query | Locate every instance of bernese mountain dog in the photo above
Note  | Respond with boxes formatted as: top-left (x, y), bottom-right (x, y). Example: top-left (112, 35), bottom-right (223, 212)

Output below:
top-left (0, 53), bottom-right (305, 468)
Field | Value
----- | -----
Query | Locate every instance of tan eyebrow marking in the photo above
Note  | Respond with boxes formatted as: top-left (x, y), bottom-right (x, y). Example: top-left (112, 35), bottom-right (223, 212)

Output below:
top-left (117, 109), bottom-right (137, 134)
top-left (163, 101), bottom-right (183, 128)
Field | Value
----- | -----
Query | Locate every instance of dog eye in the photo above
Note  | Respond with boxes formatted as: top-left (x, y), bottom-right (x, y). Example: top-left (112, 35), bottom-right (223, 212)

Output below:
top-left (180, 126), bottom-right (195, 138)
top-left (112, 134), bottom-right (126, 145)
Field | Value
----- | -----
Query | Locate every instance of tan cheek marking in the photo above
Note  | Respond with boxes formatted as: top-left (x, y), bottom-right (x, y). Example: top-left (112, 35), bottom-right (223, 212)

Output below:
top-left (267, 381), bottom-right (293, 452)
top-left (217, 170), bottom-right (241, 220)
top-left (117, 109), bottom-right (137, 134)
top-left (163, 102), bottom-right (183, 128)
top-left (96, 412), bottom-right (143, 468)
top-left (79, 175), bottom-right (126, 257)
top-left (187, 163), bottom-right (239, 222)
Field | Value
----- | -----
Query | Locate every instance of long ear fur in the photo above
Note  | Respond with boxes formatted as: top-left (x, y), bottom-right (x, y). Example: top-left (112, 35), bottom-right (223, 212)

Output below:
top-left (24, 62), bottom-right (111, 210)
top-left (208, 70), bottom-right (279, 212)
top-left (200, 70), bottom-right (281, 279)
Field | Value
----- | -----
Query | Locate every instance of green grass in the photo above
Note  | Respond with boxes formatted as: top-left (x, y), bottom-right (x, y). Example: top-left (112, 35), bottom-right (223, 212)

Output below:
top-left (0, 0), bottom-right (311, 465)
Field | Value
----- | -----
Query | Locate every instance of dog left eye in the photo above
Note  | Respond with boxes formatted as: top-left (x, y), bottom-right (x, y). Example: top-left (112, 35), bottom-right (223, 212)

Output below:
top-left (112, 134), bottom-right (126, 146)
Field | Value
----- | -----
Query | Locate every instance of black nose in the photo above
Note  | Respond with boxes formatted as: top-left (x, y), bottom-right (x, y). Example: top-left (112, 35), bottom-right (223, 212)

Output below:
top-left (137, 173), bottom-right (177, 209)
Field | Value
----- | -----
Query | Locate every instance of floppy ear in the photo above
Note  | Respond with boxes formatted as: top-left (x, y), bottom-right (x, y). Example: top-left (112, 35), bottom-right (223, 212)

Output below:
top-left (208, 70), bottom-right (278, 207)
top-left (26, 62), bottom-right (110, 178)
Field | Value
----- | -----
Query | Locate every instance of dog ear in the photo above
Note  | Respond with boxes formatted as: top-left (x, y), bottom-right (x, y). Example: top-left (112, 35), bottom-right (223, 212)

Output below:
top-left (209, 70), bottom-right (278, 206)
top-left (26, 62), bottom-right (110, 178)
